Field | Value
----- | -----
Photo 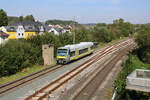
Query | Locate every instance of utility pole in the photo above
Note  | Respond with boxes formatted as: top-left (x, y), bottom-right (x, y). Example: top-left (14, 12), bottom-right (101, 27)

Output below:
top-left (73, 16), bottom-right (76, 44)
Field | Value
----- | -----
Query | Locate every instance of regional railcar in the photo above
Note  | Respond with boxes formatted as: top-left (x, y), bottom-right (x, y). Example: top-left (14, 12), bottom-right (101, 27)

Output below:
top-left (56, 42), bottom-right (94, 64)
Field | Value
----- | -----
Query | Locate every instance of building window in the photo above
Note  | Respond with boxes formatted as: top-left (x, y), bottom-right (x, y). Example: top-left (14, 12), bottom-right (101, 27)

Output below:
top-left (10, 27), bottom-right (14, 30)
top-left (31, 33), bottom-right (34, 37)
top-left (29, 27), bottom-right (33, 30)
top-left (19, 33), bottom-right (20, 36)
top-left (27, 33), bottom-right (29, 37)
top-left (22, 33), bottom-right (23, 36)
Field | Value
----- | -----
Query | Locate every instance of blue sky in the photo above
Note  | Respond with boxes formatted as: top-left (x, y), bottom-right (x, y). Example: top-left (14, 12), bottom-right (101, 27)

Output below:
top-left (1, 0), bottom-right (150, 24)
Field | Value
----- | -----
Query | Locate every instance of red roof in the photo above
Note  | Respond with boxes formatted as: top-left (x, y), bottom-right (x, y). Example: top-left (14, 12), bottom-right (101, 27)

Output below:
top-left (0, 31), bottom-right (9, 37)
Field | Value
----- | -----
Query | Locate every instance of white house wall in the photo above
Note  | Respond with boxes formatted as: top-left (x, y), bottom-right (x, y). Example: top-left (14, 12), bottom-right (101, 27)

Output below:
top-left (17, 25), bottom-right (25, 39)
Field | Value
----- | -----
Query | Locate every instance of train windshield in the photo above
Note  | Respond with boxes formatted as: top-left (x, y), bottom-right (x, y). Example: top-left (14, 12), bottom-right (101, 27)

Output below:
top-left (57, 49), bottom-right (68, 56)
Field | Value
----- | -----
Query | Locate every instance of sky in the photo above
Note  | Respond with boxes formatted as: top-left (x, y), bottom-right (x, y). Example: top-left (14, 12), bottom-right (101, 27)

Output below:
top-left (1, 0), bottom-right (150, 24)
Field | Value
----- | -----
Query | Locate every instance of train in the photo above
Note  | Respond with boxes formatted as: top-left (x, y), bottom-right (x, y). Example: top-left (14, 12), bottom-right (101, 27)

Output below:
top-left (56, 42), bottom-right (95, 64)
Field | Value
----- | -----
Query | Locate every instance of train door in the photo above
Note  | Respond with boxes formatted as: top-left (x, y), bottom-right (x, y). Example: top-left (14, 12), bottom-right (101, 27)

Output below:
top-left (75, 48), bottom-right (79, 59)
top-left (88, 46), bottom-right (91, 54)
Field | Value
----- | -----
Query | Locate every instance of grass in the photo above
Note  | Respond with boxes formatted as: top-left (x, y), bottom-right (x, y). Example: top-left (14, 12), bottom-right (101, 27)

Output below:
top-left (0, 37), bottom-right (128, 86)
top-left (129, 54), bottom-right (150, 70)
top-left (0, 61), bottom-right (56, 86)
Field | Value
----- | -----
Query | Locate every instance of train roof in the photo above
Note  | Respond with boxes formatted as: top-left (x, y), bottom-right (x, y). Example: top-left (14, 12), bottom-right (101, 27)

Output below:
top-left (58, 42), bottom-right (93, 51)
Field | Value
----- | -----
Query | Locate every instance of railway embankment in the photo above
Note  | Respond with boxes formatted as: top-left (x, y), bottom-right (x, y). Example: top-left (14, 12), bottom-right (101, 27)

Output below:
top-left (0, 38), bottom-right (127, 86)
top-left (115, 53), bottom-right (150, 100)
top-left (0, 38), bottom-right (131, 100)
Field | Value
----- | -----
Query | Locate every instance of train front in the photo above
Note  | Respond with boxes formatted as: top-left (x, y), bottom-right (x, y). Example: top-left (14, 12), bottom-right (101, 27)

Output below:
top-left (56, 48), bottom-right (69, 64)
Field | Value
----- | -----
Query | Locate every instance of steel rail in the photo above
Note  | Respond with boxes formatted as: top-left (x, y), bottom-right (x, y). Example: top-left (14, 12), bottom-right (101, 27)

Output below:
top-left (0, 38), bottom-right (133, 97)
top-left (0, 65), bottom-right (63, 95)
top-left (25, 47), bottom-right (115, 100)
top-left (72, 43), bottom-right (134, 100)
top-left (24, 39), bottom-right (133, 100)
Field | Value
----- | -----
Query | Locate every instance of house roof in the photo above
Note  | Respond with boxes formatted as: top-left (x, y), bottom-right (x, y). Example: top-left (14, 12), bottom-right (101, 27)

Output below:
top-left (0, 31), bottom-right (9, 37)
top-left (7, 21), bottom-right (43, 32)
top-left (54, 27), bottom-right (63, 32)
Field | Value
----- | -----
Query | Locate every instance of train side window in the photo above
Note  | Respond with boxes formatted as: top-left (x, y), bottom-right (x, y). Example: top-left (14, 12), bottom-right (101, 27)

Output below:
top-left (70, 51), bottom-right (75, 57)
top-left (79, 48), bottom-right (88, 55)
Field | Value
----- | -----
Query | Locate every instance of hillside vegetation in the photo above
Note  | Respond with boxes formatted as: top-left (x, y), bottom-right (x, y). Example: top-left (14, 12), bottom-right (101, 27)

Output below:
top-left (115, 24), bottom-right (150, 100)
top-left (45, 19), bottom-right (79, 26)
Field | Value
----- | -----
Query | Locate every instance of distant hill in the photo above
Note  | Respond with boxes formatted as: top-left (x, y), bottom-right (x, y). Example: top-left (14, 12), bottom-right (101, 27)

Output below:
top-left (8, 16), bottom-right (20, 25)
top-left (82, 23), bottom-right (97, 26)
top-left (45, 19), bottom-right (79, 26)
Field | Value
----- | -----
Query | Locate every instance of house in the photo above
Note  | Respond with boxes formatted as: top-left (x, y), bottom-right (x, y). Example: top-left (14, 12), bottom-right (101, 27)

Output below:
top-left (45, 25), bottom-right (72, 35)
top-left (0, 31), bottom-right (8, 45)
top-left (0, 26), bottom-right (8, 33)
top-left (7, 21), bottom-right (45, 39)
top-left (45, 25), bottom-right (63, 35)
top-left (62, 25), bottom-right (72, 33)
top-left (48, 27), bottom-right (63, 35)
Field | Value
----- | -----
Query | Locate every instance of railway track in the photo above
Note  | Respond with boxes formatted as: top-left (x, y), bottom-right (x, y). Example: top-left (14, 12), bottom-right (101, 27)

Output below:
top-left (72, 42), bottom-right (135, 100)
top-left (0, 41), bottom-right (115, 96)
top-left (0, 64), bottom-right (63, 95)
top-left (0, 40), bottom-right (131, 95)
top-left (24, 39), bottom-right (134, 100)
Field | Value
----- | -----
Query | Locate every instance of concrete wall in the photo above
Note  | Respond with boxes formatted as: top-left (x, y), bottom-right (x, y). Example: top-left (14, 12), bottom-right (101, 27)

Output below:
top-left (127, 69), bottom-right (150, 87)
top-left (42, 44), bottom-right (54, 65)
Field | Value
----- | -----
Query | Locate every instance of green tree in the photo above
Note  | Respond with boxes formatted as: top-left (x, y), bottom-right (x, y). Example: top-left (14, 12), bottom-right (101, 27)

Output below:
top-left (136, 25), bottom-right (150, 64)
top-left (8, 16), bottom-right (19, 25)
top-left (0, 9), bottom-right (8, 27)
top-left (136, 25), bottom-right (150, 47)
top-left (24, 15), bottom-right (35, 22)
top-left (96, 23), bottom-right (107, 27)
top-left (19, 16), bottom-right (24, 21)
top-left (92, 26), bottom-right (115, 43)
top-left (109, 18), bottom-right (135, 38)
top-left (0, 40), bottom-right (41, 77)
top-left (73, 27), bottom-right (91, 43)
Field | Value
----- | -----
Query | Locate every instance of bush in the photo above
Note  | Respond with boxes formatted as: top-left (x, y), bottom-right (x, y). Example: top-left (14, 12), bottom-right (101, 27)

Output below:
top-left (0, 40), bottom-right (41, 77)
top-left (92, 27), bottom-right (116, 43)
top-left (27, 32), bottom-right (62, 57)
top-left (136, 25), bottom-right (150, 64)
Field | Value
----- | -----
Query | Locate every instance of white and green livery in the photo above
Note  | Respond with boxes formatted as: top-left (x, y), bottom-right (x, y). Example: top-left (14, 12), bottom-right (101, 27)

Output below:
top-left (56, 42), bottom-right (94, 64)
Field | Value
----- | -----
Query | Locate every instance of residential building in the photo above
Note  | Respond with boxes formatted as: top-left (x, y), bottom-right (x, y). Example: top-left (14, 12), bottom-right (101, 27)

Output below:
top-left (62, 25), bottom-right (72, 33)
top-left (0, 26), bottom-right (8, 33)
top-left (45, 25), bottom-right (72, 35)
top-left (0, 31), bottom-right (8, 45)
top-left (7, 21), bottom-right (45, 39)
top-left (45, 25), bottom-right (62, 35)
